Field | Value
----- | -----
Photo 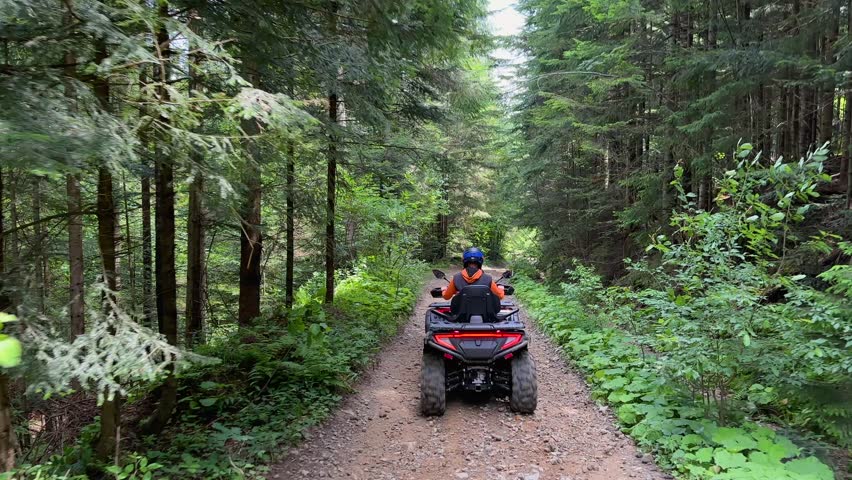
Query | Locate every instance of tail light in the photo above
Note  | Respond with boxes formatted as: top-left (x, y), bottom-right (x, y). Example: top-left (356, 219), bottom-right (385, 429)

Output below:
top-left (432, 331), bottom-right (523, 352)
top-left (435, 307), bottom-right (451, 314)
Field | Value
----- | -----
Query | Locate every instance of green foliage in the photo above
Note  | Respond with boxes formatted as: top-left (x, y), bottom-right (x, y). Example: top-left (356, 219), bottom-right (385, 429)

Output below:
top-left (8, 261), bottom-right (426, 478)
top-left (514, 275), bottom-right (837, 480)
top-left (104, 454), bottom-right (164, 480)
top-left (512, 145), bottom-right (851, 477)
top-left (630, 146), bottom-right (850, 446)
top-left (503, 227), bottom-right (541, 276)
top-left (134, 260), bottom-right (427, 478)
top-left (338, 171), bottom-right (446, 262)
top-left (22, 287), bottom-right (211, 404)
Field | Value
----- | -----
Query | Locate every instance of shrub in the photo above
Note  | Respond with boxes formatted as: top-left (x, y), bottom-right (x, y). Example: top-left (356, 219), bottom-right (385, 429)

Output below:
top-left (515, 275), bottom-right (836, 480)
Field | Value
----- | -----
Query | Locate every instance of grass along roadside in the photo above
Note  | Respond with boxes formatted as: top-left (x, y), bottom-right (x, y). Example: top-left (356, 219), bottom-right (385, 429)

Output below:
top-left (513, 274), bottom-right (838, 480)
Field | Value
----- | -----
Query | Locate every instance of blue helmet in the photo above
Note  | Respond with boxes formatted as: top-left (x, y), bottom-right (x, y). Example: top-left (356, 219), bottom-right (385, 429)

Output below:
top-left (462, 247), bottom-right (484, 267)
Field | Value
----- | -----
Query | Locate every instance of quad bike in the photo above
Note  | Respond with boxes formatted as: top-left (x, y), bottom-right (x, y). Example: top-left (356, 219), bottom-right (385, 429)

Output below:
top-left (420, 269), bottom-right (538, 416)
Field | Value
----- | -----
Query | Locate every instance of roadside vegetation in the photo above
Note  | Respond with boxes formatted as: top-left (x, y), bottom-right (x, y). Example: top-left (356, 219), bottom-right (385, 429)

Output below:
top-left (509, 145), bottom-right (851, 479)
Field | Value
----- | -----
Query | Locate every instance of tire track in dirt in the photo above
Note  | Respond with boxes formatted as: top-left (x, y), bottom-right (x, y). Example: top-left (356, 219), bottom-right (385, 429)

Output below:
top-left (270, 271), bottom-right (668, 480)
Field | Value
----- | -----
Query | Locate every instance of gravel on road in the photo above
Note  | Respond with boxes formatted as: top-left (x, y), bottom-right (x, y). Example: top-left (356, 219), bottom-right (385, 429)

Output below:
top-left (270, 273), bottom-right (667, 480)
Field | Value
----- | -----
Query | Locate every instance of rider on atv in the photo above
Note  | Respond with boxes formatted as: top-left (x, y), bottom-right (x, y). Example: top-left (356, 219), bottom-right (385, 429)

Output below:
top-left (440, 247), bottom-right (505, 301)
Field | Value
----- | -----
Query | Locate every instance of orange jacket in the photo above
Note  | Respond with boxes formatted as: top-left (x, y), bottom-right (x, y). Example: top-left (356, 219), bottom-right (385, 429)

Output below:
top-left (442, 268), bottom-right (505, 300)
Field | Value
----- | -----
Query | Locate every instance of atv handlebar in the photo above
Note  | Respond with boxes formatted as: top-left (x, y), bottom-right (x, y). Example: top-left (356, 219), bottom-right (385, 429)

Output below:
top-left (430, 285), bottom-right (514, 298)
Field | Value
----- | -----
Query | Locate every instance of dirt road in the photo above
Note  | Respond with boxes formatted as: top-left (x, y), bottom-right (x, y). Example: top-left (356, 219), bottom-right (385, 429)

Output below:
top-left (271, 273), bottom-right (666, 480)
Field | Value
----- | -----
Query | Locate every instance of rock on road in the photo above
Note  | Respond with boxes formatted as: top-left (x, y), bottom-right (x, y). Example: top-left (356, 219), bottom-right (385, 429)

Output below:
top-left (271, 272), bottom-right (666, 480)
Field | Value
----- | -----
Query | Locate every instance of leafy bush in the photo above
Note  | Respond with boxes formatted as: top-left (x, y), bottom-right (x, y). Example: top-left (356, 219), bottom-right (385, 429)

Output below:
top-left (515, 275), bottom-right (836, 480)
top-left (512, 144), bottom-right (849, 479)
top-left (138, 260), bottom-right (428, 478)
top-left (10, 261), bottom-right (427, 479)
top-left (624, 145), bottom-right (851, 445)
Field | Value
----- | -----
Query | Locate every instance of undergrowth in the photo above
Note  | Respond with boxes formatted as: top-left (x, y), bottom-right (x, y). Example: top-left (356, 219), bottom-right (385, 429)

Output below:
top-left (512, 145), bottom-right (852, 479)
top-left (8, 259), bottom-right (428, 479)
top-left (515, 274), bottom-right (838, 480)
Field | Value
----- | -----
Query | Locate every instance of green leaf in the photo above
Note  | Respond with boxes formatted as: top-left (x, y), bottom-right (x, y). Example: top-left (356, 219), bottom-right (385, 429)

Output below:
top-left (695, 447), bottom-right (714, 463)
top-left (756, 438), bottom-right (788, 463)
top-left (771, 436), bottom-right (800, 459)
top-left (710, 427), bottom-right (758, 452)
top-left (769, 212), bottom-right (785, 221)
top-left (714, 450), bottom-right (748, 470)
top-left (0, 336), bottom-right (22, 368)
top-left (200, 381), bottom-right (220, 390)
top-left (784, 456), bottom-right (833, 480)
top-left (617, 404), bottom-right (638, 424)
top-left (601, 376), bottom-right (629, 390)
top-left (199, 398), bottom-right (218, 407)
top-left (0, 313), bottom-right (15, 325)
top-left (681, 434), bottom-right (704, 447)
top-left (742, 333), bottom-right (750, 347)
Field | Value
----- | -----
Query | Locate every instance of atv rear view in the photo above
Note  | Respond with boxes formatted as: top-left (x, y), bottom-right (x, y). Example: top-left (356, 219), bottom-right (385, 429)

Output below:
top-left (420, 269), bottom-right (537, 416)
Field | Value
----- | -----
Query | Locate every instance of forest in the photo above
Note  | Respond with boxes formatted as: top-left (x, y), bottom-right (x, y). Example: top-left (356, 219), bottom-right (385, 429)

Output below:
top-left (0, 0), bottom-right (850, 478)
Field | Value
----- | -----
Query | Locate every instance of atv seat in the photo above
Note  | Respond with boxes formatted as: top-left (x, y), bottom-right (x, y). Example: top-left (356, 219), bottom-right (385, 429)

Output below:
top-left (450, 285), bottom-right (500, 323)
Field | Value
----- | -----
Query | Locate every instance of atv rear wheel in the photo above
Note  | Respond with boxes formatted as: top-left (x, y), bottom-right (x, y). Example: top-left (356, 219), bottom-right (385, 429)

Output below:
top-left (510, 350), bottom-right (538, 413)
top-left (420, 351), bottom-right (446, 416)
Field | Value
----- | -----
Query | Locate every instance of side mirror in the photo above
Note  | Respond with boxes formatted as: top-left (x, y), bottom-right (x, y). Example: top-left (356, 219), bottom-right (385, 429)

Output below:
top-left (432, 269), bottom-right (447, 280)
top-left (501, 270), bottom-right (513, 279)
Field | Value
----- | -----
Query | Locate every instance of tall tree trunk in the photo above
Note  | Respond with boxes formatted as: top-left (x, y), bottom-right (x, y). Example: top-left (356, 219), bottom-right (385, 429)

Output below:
top-left (94, 171), bottom-right (121, 459)
top-left (67, 175), bottom-right (84, 337)
top-left (325, 2), bottom-right (339, 305)
top-left (238, 65), bottom-right (263, 326)
top-left (144, 2), bottom-right (178, 433)
top-left (140, 65), bottom-right (155, 329)
top-left (818, 3), bottom-right (838, 146)
top-left (763, 85), bottom-right (773, 157)
top-left (185, 170), bottom-right (205, 345)
top-left (8, 174), bottom-right (17, 278)
top-left (94, 157), bottom-right (121, 460)
top-left (325, 91), bottom-right (338, 304)
top-left (141, 175), bottom-right (153, 327)
top-left (33, 176), bottom-right (45, 313)
top-left (801, 29), bottom-right (819, 153)
top-left (0, 373), bottom-right (15, 472)
top-left (793, 87), bottom-right (802, 155)
top-left (185, 39), bottom-right (205, 345)
top-left (145, 157), bottom-right (178, 433)
top-left (285, 142), bottom-right (295, 310)
top-left (780, 88), bottom-right (789, 157)
top-left (122, 177), bottom-right (136, 307)
top-left (63, 34), bottom-right (85, 337)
